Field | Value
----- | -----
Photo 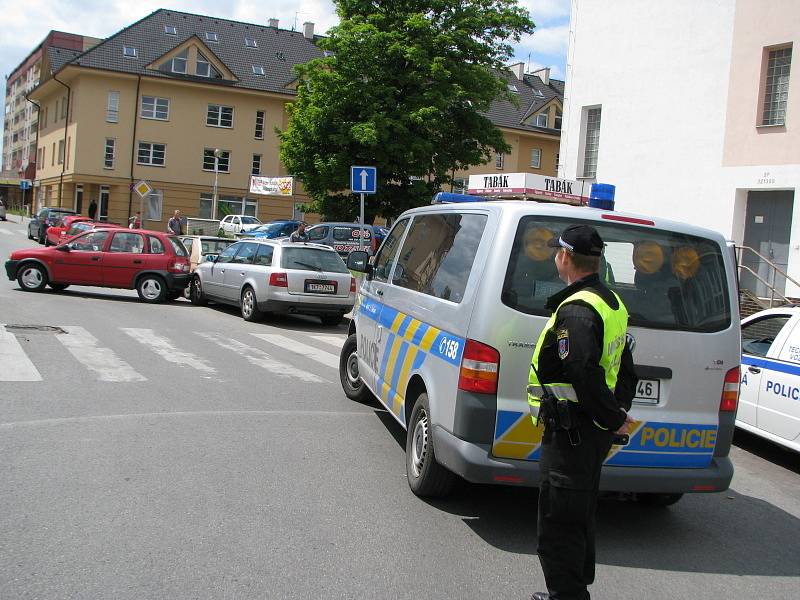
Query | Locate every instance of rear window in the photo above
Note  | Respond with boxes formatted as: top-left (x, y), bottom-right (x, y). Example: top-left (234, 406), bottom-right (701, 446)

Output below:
top-left (502, 216), bottom-right (732, 332)
top-left (168, 236), bottom-right (187, 257)
top-left (281, 248), bottom-right (349, 273)
top-left (241, 216), bottom-right (261, 225)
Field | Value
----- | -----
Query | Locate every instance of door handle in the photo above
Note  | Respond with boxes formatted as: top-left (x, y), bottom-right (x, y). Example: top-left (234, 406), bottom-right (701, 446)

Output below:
top-left (91, 256), bottom-right (101, 262)
top-left (748, 366), bottom-right (761, 374)
top-left (376, 289), bottom-right (383, 296)
top-left (133, 260), bottom-right (142, 265)
top-left (240, 272), bottom-right (245, 276)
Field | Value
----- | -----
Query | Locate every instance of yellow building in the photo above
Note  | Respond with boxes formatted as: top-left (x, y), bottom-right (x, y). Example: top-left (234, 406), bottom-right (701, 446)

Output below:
top-left (29, 9), bottom-right (563, 227)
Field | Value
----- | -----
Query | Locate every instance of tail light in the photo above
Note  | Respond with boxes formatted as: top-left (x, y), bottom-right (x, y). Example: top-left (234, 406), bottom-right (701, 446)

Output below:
top-left (458, 339), bottom-right (500, 394)
top-left (169, 260), bottom-right (189, 273)
top-left (269, 272), bottom-right (288, 287)
top-left (350, 277), bottom-right (356, 293)
top-left (719, 366), bottom-right (740, 412)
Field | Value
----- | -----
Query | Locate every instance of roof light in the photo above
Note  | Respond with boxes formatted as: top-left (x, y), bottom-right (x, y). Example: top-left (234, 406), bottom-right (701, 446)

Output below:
top-left (432, 192), bottom-right (487, 204)
top-left (588, 183), bottom-right (615, 210)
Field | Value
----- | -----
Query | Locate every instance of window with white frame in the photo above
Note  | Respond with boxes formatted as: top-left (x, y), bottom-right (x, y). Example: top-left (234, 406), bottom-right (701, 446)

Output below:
top-left (106, 91), bottom-right (119, 123)
top-left (146, 189), bottom-right (163, 221)
top-left (196, 52), bottom-right (220, 78)
top-left (203, 148), bottom-right (230, 172)
top-left (495, 152), bottom-right (504, 169)
top-left (252, 65), bottom-right (265, 76)
top-left (199, 193), bottom-right (257, 219)
top-left (140, 96), bottom-right (169, 120)
top-left (171, 49), bottom-right (188, 74)
top-left (99, 186), bottom-right (110, 219)
top-left (164, 25), bottom-right (177, 35)
top-left (535, 112), bottom-right (548, 128)
top-left (254, 110), bottom-right (265, 139)
top-left (104, 138), bottom-right (115, 169)
top-left (530, 148), bottom-right (541, 169)
top-left (762, 46), bottom-right (792, 126)
top-left (137, 142), bottom-right (166, 166)
top-left (205, 32), bottom-right (218, 43)
top-left (245, 37), bottom-right (258, 48)
top-left (57, 140), bottom-right (65, 165)
top-left (207, 104), bottom-right (233, 127)
top-left (555, 110), bottom-right (563, 130)
top-left (452, 177), bottom-right (467, 194)
top-left (581, 107), bottom-right (602, 178)
top-left (251, 154), bottom-right (261, 175)
top-left (123, 46), bottom-right (137, 58)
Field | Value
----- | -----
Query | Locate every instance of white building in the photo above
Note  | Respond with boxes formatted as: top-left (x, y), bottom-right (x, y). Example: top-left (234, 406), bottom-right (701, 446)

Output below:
top-left (560, 0), bottom-right (798, 298)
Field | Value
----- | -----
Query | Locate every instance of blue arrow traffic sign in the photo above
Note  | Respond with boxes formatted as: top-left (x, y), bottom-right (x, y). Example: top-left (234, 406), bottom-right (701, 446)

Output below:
top-left (351, 166), bottom-right (377, 195)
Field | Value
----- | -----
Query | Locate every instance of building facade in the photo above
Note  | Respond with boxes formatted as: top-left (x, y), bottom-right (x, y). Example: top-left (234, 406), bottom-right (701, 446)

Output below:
top-left (560, 0), bottom-right (798, 297)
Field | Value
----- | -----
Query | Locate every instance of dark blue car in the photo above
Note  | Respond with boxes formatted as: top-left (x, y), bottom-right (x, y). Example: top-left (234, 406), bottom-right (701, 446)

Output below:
top-left (239, 220), bottom-right (303, 239)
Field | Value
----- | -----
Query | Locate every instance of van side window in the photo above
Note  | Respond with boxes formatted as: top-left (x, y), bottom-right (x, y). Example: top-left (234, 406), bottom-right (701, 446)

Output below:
top-left (373, 218), bottom-right (409, 282)
top-left (307, 226), bottom-right (328, 241)
top-left (391, 213), bottom-right (487, 303)
top-left (742, 316), bottom-right (791, 357)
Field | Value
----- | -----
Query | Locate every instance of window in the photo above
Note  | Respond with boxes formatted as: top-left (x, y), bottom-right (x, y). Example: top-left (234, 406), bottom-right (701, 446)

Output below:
top-left (216, 244), bottom-right (240, 264)
top-left (171, 49), bottom-right (188, 74)
top-left (530, 148), bottom-right (541, 169)
top-left (51, 142), bottom-right (55, 166)
top-left (164, 25), bottom-right (177, 35)
top-left (203, 148), bottom-right (229, 172)
top-left (254, 244), bottom-right (274, 266)
top-left (281, 248), bottom-right (349, 274)
top-left (123, 46), bottom-right (137, 58)
top-left (196, 52), bottom-right (220, 78)
top-left (198, 194), bottom-right (256, 219)
top-left (245, 37), bottom-right (258, 48)
top-left (535, 112), bottom-right (548, 128)
top-left (555, 153), bottom-right (560, 168)
top-left (106, 91), bottom-right (119, 123)
top-left (109, 232), bottom-right (144, 253)
top-left (252, 65), bottom-right (265, 76)
top-left (232, 242), bottom-right (258, 264)
top-left (372, 218), bottom-right (410, 282)
top-left (495, 152), bottom-right (504, 169)
top-left (140, 96), bottom-right (169, 120)
top-left (254, 110), bottom-right (265, 139)
top-left (391, 214), bottom-right (487, 303)
top-left (251, 154), bottom-right (261, 175)
top-left (507, 84), bottom-right (519, 92)
top-left (555, 110), bottom-right (563, 130)
top-left (762, 46), bottom-right (792, 126)
top-left (146, 189), bottom-right (163, 221)
top-left (452, 177), bottom-right (467, 194)
top-left (207, 104), bottom-right (233, 128)
top-left (307, 226), bottom-right (328, 241)
top-left (742, 315), bottom-right (791, 357)
top-left (168, 237), bottom-right (187, 257)
top-left (147, 235), bottom-right (165, 254)
top-left (137, 142), bottom-right (166, 166)
top-left (582, 107), bottom-right (602, 178)
top-left (99, 186), bottom-right (110, 219)
top-left (69, 230), bottom-right (109, 252)
top-left (61, 96), bottom-right (67, 119)
top-left (55, 99), bottom-right (60, 121)
top-left (205, 32), bottom-right (218, 43)
top-left (57, 140), bottom-right (64, 165)
top-left (104, 138), bottom-right (115, 169)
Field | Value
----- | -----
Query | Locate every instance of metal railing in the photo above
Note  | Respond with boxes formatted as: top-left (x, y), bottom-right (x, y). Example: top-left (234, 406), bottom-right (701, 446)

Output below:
top-left (736, 245), bottom-right (800, 308)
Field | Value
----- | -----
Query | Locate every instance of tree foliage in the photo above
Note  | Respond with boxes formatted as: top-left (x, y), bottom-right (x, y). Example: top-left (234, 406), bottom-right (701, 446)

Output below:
top-left (278, 0), bottom-right (535, 220)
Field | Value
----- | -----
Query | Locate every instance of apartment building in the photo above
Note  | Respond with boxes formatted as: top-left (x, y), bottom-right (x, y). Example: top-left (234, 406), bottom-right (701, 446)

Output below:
top-left (28, 8), bottom-right (563, 227)
top-left (560, 0), bottom-right (797, 296)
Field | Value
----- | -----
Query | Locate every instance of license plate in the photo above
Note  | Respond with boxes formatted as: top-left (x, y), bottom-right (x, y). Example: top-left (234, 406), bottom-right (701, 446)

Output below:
top-left (305, 280), bottom-right (337, 294)
top-left (634, 378), bottom-right (660, 404)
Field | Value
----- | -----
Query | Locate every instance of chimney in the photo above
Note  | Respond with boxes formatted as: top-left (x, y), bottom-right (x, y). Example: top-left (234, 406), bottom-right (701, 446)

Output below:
top-left (303, 22), bottom-right (314, 39)
top-left (509, 61), bottom-right (525, 80)
top-left (268, 18), bottom-right (279, 28)
top-left (533, 67), bottom-right (551, 86)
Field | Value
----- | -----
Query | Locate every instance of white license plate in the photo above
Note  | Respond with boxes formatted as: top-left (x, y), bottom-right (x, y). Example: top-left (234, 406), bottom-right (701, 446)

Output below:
top-left (305, 281), bottom-right (336, 294)
top-left (633, 378), bottom-right (660, 404)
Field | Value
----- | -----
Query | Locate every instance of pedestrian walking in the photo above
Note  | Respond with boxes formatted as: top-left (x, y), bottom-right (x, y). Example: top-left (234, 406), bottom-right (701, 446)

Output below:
top-left (167, 210), bottom-right (183, 235)
top-left (289, 222), bottom-right (308, 242)
top-left (128, 212), bottom-right (142, 229)
top-left (528, 224), bottom-right (637, 600)
top-left (88, 200), bottom-right (97, 220)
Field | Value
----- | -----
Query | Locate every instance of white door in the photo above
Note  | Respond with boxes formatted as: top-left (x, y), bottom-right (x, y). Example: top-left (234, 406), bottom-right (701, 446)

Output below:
top-left (758, 320), bottom-right (800, 442)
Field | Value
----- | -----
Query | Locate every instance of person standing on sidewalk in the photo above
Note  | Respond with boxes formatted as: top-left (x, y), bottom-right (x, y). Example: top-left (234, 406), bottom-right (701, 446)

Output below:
top-left (167, 210), bottom-right (183, 235)
top-left (88, 200), bottom-right (98, 220)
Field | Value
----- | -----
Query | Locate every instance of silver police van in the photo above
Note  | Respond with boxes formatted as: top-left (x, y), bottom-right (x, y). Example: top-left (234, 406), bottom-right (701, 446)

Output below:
top-left (340, 197), bottom-right (740, 504)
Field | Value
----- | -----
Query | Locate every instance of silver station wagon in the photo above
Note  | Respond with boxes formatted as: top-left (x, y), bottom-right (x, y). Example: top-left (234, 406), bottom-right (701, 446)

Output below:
top-left (189, 238), bottom-right (356, 325)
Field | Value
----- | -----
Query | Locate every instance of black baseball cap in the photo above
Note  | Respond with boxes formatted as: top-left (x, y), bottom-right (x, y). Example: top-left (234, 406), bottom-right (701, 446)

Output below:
top-left (547, 224), bottom-right (604, 256)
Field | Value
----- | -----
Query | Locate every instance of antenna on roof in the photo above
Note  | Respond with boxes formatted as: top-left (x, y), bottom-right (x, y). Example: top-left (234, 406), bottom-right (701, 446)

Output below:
top-left (527, 52), bottom-right (531, 74)
top-left (292, 11), bottom-right (309, 31)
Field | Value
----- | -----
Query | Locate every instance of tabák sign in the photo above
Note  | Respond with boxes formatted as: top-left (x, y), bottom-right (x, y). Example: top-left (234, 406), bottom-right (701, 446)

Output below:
top-left (467, 172), bottom-right (590, 205)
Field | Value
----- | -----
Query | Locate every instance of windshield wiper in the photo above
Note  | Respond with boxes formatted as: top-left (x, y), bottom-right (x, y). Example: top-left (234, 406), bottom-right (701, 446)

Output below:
top-left (294, 261), bottom-right (322, 272)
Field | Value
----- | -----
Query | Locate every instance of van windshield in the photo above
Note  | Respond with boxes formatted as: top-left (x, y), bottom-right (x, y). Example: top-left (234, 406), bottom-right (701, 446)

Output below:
top-left (502, 216), bottom-right (732, 332)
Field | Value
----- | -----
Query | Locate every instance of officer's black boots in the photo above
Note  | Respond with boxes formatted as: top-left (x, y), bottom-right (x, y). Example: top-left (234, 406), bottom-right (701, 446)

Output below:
top-left (530, 593), bottom-right (550, 600)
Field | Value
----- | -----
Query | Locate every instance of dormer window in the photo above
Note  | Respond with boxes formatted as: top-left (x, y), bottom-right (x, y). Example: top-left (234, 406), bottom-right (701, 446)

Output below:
top-left (535, 113), bottom-right (548, 128)
top-left (252, 65), bottom-right (265, 76)
top-left (123, 46), bottom-right (137, 58)
top-left (245, 37), bottom-right (258, 48)
top-left (196, 52), bottom-right (221, 78)
top-left (507, 84), bottom-right (519, 92)
top-left (164, 25), bottom-right (177, 35)
top-left (171, 49), bottom-right (188, 74)
top-left (205, 32), bottom-right (218, 43)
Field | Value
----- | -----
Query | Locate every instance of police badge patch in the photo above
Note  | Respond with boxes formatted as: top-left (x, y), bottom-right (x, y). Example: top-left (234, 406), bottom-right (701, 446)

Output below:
top-left (556, 329), bottom-right (570, 359)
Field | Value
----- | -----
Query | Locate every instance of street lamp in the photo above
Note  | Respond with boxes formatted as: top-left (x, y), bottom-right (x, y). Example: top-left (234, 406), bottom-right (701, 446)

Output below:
top-left (211, 148), bottom-right (223, 220)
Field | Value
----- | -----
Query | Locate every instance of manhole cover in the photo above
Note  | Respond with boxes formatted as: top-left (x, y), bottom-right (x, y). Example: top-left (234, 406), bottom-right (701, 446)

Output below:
top-left (4, 325), bottom-right (67, 334)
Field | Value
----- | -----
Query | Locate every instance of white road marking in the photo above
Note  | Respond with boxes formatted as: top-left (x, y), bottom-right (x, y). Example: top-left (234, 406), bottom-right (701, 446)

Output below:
top-left (196, 332), bottom-right (322, 383)
top-left (55, 326), bottom-right (146, 382)
top-left (121, 328), bottom-right (215, 374)
top-left (0, 325), bottom-right (42, 381)
top-left (308, 334), bottom-right (346, 350)
top-left (252, 333), bottom-right (339, 369)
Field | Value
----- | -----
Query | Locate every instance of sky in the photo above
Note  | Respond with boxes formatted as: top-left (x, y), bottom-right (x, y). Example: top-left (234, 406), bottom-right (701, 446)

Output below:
top-left (0, 0), bottom-right (571, 166)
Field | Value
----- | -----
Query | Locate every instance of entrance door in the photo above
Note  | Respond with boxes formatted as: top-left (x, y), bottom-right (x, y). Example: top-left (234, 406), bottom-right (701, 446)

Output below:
top-left (74, 185), bottom-right (83, 214)
top-left (742, 191), bottom-right (794, 298)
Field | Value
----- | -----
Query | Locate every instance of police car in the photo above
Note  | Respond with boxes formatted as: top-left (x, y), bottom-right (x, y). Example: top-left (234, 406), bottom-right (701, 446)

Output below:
top-left (340, 193), bottom-right (741, 504)
top-left (738, 306), bottom-right (800, 453)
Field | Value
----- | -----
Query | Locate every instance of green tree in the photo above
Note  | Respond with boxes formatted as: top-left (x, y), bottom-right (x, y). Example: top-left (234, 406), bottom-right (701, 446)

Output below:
top-left (279, 0), bottom-right (535, 221)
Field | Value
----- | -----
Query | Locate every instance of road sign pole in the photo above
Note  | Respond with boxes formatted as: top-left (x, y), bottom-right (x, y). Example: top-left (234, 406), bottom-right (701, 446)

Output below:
top-left (359, 193), bottom-right (365, 250)
top-left (139, 192), bottom-right (145, 228)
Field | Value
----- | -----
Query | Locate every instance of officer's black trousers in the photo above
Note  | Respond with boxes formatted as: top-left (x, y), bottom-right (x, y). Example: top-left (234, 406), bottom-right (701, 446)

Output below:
top-left (537, 424), bottom-right (614, 600)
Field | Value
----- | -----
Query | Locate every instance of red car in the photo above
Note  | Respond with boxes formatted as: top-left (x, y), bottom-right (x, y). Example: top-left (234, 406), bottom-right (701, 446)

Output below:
top-left (5, 228), bottom-right (190, 303)
top-left (45, 215), bottom-right (92, 246)
top-left (58, 219), bottom-right (119, 244)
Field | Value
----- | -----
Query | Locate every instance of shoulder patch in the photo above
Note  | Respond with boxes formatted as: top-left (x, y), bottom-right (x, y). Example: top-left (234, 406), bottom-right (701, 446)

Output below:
top-left (557, 328), bottom-right (569, 359)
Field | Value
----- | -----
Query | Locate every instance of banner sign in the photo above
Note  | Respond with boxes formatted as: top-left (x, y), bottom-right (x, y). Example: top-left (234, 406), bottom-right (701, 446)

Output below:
top-left (250, 176), bottom-right (294, 196)
top-left (467, 172), bottom-right (590, 205)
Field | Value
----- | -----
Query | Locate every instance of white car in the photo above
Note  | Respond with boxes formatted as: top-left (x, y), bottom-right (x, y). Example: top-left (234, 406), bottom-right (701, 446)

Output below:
top-left (739, 306), bottom-right (800, 452)
top-left (218, 214), bottom-right (262, 236)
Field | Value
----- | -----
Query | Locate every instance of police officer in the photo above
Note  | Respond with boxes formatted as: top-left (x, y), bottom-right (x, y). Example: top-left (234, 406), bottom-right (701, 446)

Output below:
top-left (529, 224), bottom-right (637, 600)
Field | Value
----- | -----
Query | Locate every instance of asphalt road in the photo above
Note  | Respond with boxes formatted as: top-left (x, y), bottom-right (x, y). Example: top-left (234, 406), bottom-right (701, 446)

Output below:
top-left (1, 216), bottom-right (798, 599)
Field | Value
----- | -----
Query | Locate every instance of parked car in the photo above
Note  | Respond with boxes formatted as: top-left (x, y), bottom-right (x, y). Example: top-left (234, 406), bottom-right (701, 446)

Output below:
top-left (179, 235), bottom-right (236, 298)
top-left (305, 222), bottom-right (386, 256)
top-left (45, 215), bottom-right (92, 246)
top-left (28, 207), bottom-right (77, 244)
top-left (218, 214), bottom-right (262, 236)
top-left (0, 199), bottom-right (6, 221)
top-left (236, 219), bottom-right (304, 240)
top-left (60, 220), bottom-right (120, 243)
top-left (738, 306), bottom-right (800, 453)
top-left (5, 228), bottom-right (190, 303)
top-left (189, 238), bottom-right (355, 324)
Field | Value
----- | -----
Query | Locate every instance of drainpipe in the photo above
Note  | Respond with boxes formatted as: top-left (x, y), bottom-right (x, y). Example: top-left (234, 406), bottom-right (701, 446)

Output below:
top-left (127, 75), bottom-right (142, 223)
top-left (52, 74), bottom-right (71, 209)
top-left (24, 92), bottom-right (41, 215)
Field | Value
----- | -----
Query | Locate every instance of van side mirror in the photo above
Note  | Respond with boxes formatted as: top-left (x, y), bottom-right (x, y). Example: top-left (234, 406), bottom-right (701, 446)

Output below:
top-left (347, 250), bottom-right (371, 274)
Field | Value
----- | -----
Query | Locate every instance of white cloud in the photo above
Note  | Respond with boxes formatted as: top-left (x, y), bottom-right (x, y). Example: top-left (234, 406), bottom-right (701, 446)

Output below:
top-left (519, 23), bottom-right (570, 56)
top-left (522, 0), bottom-right (571, 23)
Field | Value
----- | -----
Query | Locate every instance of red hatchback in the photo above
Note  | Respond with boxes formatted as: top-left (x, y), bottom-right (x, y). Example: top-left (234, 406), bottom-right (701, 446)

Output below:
top-left (5, 228), bottom-right (190, 303)
top-left (45, 215), bottom-right (92, 246)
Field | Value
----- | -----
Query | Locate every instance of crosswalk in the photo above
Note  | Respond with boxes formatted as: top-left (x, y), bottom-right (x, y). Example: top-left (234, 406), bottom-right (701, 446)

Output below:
top-left (0, 323), bottom-right (345, 384)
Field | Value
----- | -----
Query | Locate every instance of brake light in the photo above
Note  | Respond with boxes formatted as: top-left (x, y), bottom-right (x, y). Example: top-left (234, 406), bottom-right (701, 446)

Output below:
top-left (269, 272), bottom-right (288, 287)
top-left (350, 277), bottom-right (356, 293)
top-left (458, 339), bottom-right (500, 394)
top-left (169, 260), bottom-right (189, 273)
top-left (720, 366), bottom-right (740, 412)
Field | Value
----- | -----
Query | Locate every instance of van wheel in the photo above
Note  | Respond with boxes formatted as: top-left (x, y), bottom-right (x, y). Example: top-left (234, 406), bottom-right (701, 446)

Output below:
top-left (136, 275), bottom-right (166, 303)
top-left (189, 275), bottom-right (207, 306)
top-left (240, 286), bottom-right (262, 321)
top-left (340, 333), bottom-right (371, 402)
top-left (17, 263), bottom-right (48, 291)
top-left (406, 393), bottom-right (456, 498)
top-left (637, 493), bottom-right (683, 507)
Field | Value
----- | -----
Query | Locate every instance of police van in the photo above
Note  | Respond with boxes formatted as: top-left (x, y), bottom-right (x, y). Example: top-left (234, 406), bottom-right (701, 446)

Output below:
top-left (340, 195), bottom-right (740, 504)
top-left (739, 306), bottom-right (800, 453)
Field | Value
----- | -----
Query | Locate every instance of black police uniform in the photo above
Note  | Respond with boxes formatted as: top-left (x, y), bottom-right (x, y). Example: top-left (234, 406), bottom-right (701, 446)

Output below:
top-left (536, 273), bottom-right (637, 600)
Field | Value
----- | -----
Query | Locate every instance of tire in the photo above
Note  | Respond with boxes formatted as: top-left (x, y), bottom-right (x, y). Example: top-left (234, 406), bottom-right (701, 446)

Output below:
top-left (48, 283), bottom-right (69, 291)
top-left (240, 286), bottom-right (263, 321)
top-left (27, 226), bottom-right (33, 240)
top-left (637, 493), bottom-right (683, 507)
top-left (339, 333), bottom-right (372, 402)
top-left (320, 314), bottom-right (343, 326)
top-left (189, 275), bottom-right (207, 306)
top-left (136, 274), bottom-right (167, 303)
top-left (406, 392), bottom-right (456, 498)
top-left (17, 263), bottom-right (48, 292)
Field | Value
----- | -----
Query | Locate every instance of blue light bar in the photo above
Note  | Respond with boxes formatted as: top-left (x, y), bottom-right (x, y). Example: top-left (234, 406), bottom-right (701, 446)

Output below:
top-left (588, 183), bottom-right (616, 210)
top-left (432, 192), bottom-right (488, 204)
